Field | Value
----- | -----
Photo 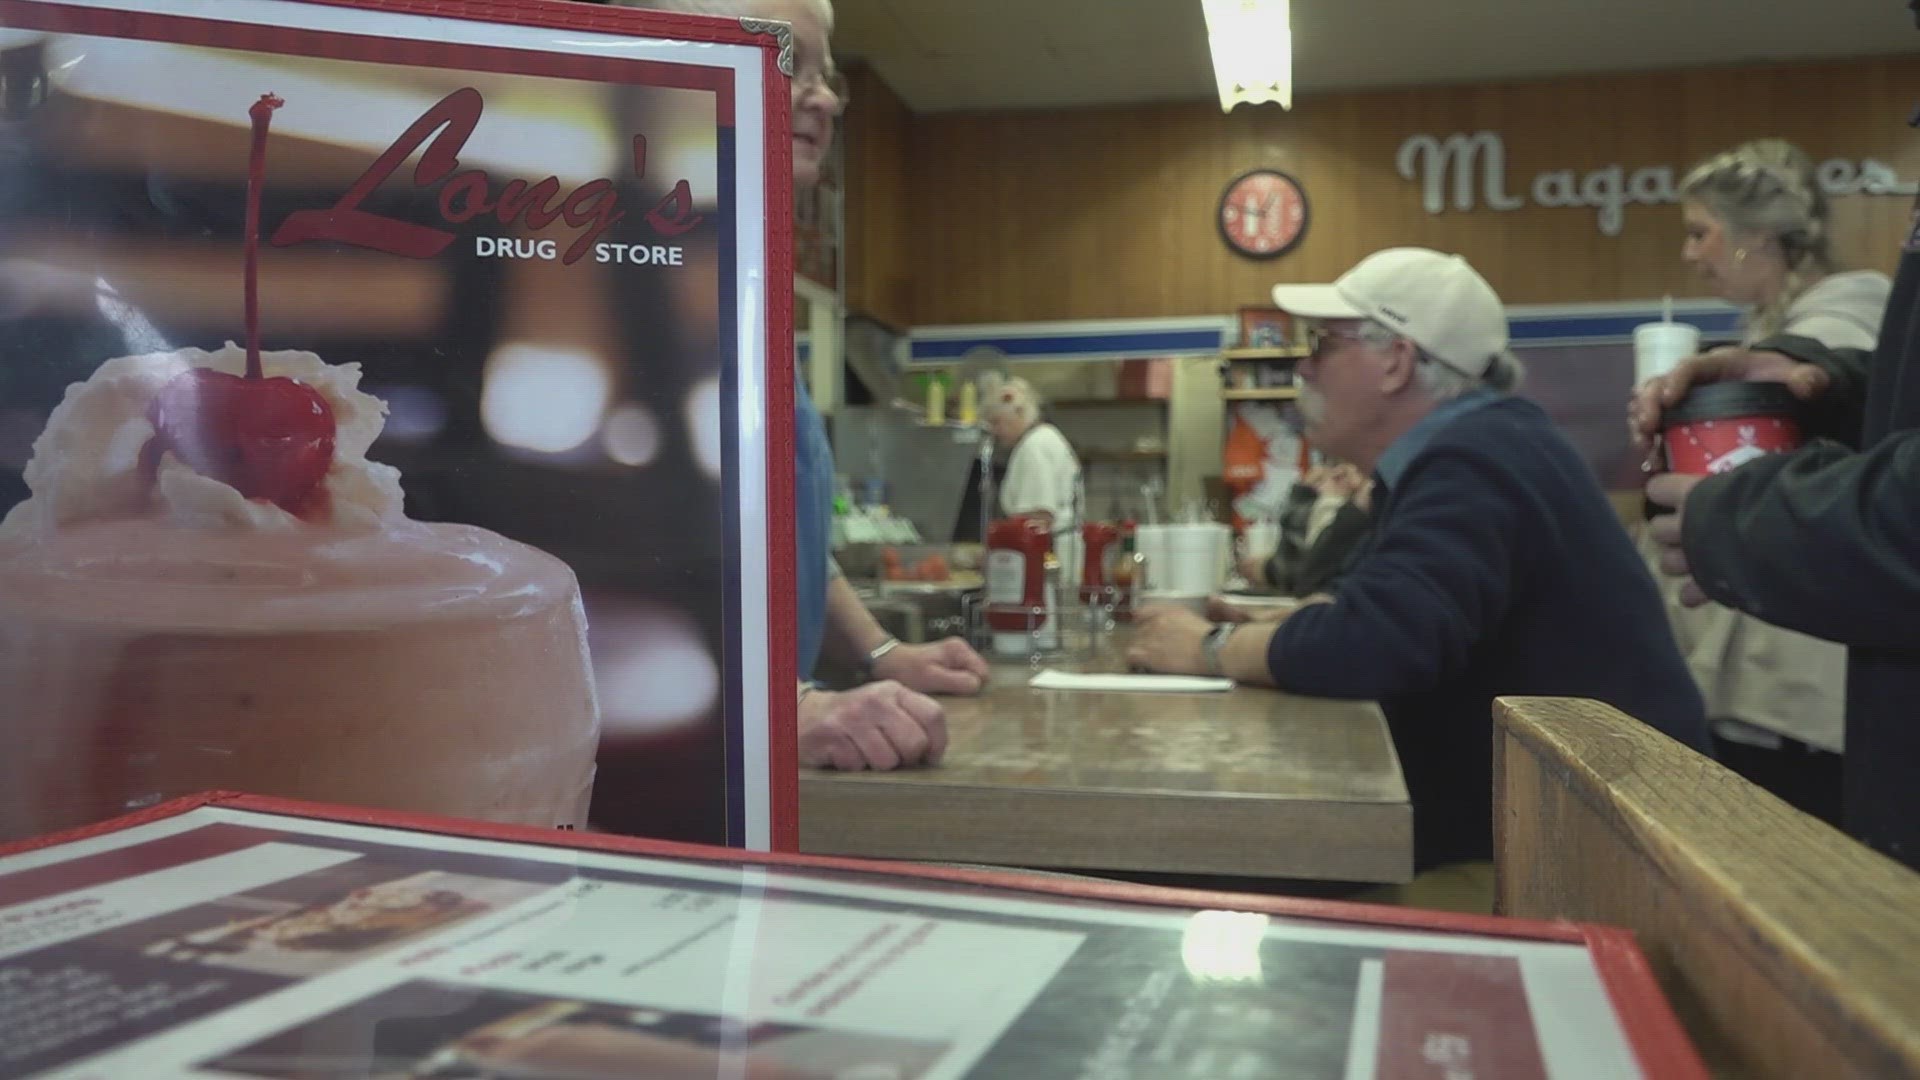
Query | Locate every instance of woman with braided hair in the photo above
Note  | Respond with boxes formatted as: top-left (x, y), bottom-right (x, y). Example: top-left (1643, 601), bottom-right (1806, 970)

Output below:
top-left (1679, 139), bottom-right (1887, 346)
top-left (1647, 139), bottom-right (1890, 824)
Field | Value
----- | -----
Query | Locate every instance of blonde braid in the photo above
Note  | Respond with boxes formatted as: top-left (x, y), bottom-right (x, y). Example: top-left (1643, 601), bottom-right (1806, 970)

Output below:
top-left (1680, 139), bottom-right (1832, 341)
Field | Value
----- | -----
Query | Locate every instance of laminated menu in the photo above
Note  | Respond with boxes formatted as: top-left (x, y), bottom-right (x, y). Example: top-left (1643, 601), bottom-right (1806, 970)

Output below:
top-left (0, 793), bottom-right (1709, 1079)
top-left (0, 0), bottom-right (798, 849)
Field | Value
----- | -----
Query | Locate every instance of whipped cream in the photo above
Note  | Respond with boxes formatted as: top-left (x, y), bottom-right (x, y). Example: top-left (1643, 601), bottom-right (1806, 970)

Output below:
top-left (0, 343), bottom-right (404, 536)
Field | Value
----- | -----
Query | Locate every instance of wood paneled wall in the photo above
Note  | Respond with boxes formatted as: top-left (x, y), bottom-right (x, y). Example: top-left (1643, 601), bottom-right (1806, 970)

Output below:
top-left (842, 63), bottom-right (915, 329)
top-left (843, 56), bottom-right (1918, 327)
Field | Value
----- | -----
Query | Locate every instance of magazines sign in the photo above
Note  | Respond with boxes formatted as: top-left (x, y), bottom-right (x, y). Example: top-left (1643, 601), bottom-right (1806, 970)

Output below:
top-left (1397, 130), bottom-right (1918, 236)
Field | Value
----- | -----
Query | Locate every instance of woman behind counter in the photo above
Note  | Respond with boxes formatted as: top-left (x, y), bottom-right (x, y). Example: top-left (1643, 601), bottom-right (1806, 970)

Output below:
top-left (1653, 138), bottom-right (1891, 824)
top-left (981, 375), bottom-right (1083, 583)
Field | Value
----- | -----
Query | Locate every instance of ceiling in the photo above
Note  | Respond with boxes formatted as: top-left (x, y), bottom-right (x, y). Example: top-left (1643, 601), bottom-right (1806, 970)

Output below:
top-left (834, 0), bottom-right (1920, 112)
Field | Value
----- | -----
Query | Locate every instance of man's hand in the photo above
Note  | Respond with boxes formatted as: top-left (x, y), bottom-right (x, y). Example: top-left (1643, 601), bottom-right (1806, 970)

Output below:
top-left (1125, 605), bottom-right (1214, 674)
top-left (870, 636), bottom-right (991, 695)
top-left (799, 681), bottom-right (948, 770)
top-left (1319, 463), bottom-right (1365, 500)
top-left (1645, 472), bottom-right (1709, 607)
top-left (1629, 348), bottom-right (1829, 452)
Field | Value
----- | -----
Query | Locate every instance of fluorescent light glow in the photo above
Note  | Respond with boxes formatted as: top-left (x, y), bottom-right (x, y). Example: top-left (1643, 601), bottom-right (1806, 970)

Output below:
top-left (589, 602), bottom-right (720, 733)
top-left (1202, 0), bottom-right (1293, 112)
top-left (602, 402), bottom-right (663, 467)
top-left (684, 376), bottom-right (724, 480)
top-left (480, 343), bottom-right (614, 454)
top-left (1180, 909), bottom-right (1270, 983)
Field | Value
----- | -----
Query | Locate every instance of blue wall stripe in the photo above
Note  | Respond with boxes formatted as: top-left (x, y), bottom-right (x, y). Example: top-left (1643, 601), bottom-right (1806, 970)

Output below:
top-left (892, 309), bottom-right (1743, 363)
top-left (1508, 311), bottom-right (1742, 342)
top-left (910, 329), bottom-right (1225, 361)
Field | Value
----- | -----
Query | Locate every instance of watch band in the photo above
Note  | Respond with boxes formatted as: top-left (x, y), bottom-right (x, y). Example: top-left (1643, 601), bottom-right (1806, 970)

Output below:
top-left (1202, 623), bottom-right (1235, 677)
top-left (862, 636), bottom-right (902, 678)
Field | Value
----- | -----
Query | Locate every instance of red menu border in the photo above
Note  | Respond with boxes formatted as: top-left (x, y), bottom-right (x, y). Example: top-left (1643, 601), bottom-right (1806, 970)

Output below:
top-left (0, 792), bottom-right (1709, 1079)
top-left (0, 0), bottom-right (801, 851)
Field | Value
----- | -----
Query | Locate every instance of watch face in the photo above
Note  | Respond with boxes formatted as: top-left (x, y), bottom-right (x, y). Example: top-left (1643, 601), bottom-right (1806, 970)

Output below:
top-left (1218, 169), bottom-right (1309, 259)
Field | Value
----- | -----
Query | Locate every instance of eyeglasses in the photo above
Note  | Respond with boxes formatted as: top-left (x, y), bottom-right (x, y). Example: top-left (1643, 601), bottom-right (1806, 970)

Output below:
top-left (795, 65), bottom-right (850, 105)
top-left (1306, 325), bottom-right (1371, 358)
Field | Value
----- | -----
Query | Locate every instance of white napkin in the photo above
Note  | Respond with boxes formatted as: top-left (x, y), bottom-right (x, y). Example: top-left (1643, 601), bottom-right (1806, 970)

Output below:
top-left (1028, 669), bottom-right (1234, 693)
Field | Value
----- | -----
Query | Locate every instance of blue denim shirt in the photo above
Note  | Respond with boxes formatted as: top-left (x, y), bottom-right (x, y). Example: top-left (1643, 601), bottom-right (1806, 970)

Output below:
top-left (1373, 388), bottom-right (1503, 491)
top-left (793, 379), bottom-right (833, 680)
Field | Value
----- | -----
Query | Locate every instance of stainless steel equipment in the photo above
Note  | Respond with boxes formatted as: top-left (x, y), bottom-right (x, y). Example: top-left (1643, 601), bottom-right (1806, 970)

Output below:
top-left (832, 405), bottom-right (985, 543)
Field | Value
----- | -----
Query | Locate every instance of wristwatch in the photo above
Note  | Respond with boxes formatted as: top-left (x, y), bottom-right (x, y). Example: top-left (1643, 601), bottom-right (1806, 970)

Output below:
top-left (860, 636), bottom-right (902, 679)
top-left (1201, 623), bottom-right (1235, 677)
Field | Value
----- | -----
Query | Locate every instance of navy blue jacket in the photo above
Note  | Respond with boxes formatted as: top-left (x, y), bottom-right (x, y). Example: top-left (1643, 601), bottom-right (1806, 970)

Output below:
top-left (1268, 393), bottom-right (1711, 868)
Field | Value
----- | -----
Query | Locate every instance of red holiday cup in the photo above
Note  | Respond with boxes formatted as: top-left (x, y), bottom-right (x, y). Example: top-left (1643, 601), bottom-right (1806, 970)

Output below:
top-left (1660, 381), bottom-right (1803, 476)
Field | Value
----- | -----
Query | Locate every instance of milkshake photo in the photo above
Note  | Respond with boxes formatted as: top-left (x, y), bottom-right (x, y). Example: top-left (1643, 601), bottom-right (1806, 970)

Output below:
top-left (0, 1), bottom-right (795, 847)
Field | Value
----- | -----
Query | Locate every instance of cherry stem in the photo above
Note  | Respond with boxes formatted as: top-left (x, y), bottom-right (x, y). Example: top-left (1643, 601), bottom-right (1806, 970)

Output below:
top-left (244, 93), bottom-right (283, 381)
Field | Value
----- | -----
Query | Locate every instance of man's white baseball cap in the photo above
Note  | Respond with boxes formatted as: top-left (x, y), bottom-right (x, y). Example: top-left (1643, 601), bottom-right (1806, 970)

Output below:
top-left (1270, 247), bottom-right (1511, 380)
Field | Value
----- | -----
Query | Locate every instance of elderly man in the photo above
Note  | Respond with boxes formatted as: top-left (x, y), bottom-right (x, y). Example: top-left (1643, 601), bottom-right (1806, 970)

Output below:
top-left (618, 0), bottom-right (989, 773)
top-left (1129, 247), bottom-right (1710, 869)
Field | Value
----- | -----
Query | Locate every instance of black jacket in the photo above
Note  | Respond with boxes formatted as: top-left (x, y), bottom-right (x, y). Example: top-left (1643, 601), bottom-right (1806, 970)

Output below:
top-left (1263, 483), bottom-right (1371, 597)
top-left (1681, 200), bottom-right (1920, 868)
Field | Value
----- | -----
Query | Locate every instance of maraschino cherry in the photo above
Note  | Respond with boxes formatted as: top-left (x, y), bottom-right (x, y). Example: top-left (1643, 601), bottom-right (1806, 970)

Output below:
top-left (146, 93), bottom-right (335, 514)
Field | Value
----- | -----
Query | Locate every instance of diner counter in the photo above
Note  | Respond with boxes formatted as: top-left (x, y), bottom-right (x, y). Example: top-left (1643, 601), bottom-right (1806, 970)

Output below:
top-left (799, 634), bottom-right (1414, 884)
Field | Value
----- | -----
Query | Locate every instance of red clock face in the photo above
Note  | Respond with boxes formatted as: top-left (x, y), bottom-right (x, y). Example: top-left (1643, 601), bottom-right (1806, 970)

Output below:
top-left (1218, 169), bottom-right (1309, 259)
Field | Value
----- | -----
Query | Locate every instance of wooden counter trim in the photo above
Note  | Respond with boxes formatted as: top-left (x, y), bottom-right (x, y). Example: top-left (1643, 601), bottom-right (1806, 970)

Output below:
top-left (1493, 696), bottom-right (1920, 1080)
top-left (800, 775), bottom-right (1412, 882)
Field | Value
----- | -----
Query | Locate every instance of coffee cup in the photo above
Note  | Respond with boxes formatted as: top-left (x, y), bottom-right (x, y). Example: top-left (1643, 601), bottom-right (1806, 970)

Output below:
top-left (1661, 382), bottom-right (1803, 476)
top-left (1240, 521), bottom-right (1280, 563)
top-left (1633, 322), bottom-right (1701, 386)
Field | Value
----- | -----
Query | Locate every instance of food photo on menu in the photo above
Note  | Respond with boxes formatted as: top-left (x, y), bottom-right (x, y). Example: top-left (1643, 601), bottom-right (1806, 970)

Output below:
top-left (0, 16), bottom-right (762, 847)
top-left (116, 866), bottom-right (545, 981)
top-left (202, 981), bottom-right (950, 1080)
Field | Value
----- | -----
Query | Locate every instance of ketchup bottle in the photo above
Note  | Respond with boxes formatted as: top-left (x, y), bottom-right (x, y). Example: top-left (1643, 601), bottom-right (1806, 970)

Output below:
top-left (986, 515), bottom-right (1052, 648)
top-left (1109, 521), bottom-right (1146, 622)
top-left (1078, 521), bottom-right (1119, 604)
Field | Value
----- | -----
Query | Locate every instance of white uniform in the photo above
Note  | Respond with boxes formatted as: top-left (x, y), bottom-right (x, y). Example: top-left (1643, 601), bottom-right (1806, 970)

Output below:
top-left (999, 422), bottom-right (1082, 585)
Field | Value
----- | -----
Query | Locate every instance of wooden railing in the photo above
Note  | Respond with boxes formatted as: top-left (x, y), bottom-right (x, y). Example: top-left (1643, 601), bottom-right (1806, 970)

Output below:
top-left (1493, 697), bottom-right (1920, 1079)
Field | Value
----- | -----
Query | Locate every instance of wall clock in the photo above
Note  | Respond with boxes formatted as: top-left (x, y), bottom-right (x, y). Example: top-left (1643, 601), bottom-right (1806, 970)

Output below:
top-left (1218, 168), bottom-right (1309, 259)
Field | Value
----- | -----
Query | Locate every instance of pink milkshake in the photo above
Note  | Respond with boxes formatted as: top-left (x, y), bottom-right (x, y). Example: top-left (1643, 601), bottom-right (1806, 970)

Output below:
top-left (0, 95), bottom-right (597, 841)
top-left (0, 344), bottom-right (600, 841)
